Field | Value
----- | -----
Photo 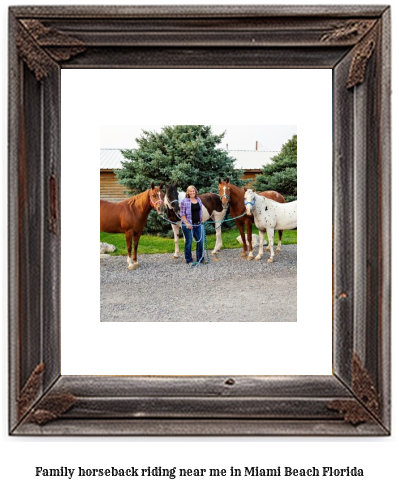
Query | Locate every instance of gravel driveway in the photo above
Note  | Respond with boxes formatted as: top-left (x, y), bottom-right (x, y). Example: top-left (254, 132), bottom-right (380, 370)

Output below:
top-left (100, 245), bottom-right (297, 322)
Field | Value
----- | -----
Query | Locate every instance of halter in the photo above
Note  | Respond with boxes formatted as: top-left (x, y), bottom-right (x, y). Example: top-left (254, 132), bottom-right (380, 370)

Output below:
top-left (244, 195), bottom-right (256, 207)
top-left (220, 186), bottom-right (231, 208)
top-left (165, 195), bottom-right (180, 209)
top-left (165, 197), bottom-right (181, 220)
top-left (149, 191), bottom-right (163, 209)
top-left (150, 197), bottom-right (163, 208)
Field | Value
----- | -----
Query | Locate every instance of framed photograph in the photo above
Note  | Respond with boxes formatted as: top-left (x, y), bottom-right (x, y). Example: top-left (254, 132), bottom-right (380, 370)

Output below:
top-left (9, 5), bottom-right (390, 435)
top-left (96, 122), bottom-right (300, 325)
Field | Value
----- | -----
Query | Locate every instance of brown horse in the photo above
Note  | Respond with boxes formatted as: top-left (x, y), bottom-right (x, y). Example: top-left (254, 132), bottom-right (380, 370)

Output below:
top-left (100, 183), bottom-right (164, 270)
top-left (218, 178), bottom-right (285, 259)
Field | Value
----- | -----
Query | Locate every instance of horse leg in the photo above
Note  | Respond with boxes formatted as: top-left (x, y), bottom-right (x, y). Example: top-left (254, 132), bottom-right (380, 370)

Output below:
top-left (217, 223), bottom-right (223, 252)
top-left (211, 225), bottom-right (220, 255)
top-left (211, 211), bottom-right (223, 255)
top-left (131, 231), bottom-right (141, 269)
top-left (246, 220), bottom-right (254, 260)
top-left (266, 227), bottom-right (275, 263)
top-left (125, 230), bottom-right (135, 270)
top-left (276, 230), bottom-right (283, 253)
top-left (171, 223), bottom-right (180, 258)
top-left (237, 222), bottom-right (247, 257)
top-left (255, 229), bottom-right (265, 261)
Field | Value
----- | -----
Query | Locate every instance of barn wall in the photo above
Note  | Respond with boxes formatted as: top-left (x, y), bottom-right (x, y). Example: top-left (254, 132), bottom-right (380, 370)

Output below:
top-left (100, 169), bottom-right (262, 201)
top-left (242, 169), bottom-right (260, 181)
top-left (100, 170), bottom-right (129, 202)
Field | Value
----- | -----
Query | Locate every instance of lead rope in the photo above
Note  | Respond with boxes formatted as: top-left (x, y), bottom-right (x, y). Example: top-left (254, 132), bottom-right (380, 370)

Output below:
top-left (159, 207), bottom-right (248, 267)
top-left (189, 224), bottom-right (210, 267)
top-left (160, 210), bottom-right (247, 227)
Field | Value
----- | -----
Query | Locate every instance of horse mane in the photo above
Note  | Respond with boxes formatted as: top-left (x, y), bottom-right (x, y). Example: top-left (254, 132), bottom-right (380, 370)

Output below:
top-left (229, 182), bottom-right (243, 190)
top-left (225, 181), bottom-right (245, 196)
top-left (127, 189), bottom-right (149, 209)
top-left (127, 196), bottom-right (136, 206)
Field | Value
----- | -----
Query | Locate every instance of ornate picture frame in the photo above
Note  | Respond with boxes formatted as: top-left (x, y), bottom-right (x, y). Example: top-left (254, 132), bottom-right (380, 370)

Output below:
top-left (9, 5), bottom-right (391, 435)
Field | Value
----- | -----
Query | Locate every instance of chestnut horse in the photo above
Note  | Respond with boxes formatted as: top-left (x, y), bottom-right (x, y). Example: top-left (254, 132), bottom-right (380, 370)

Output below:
top-left (164, 184), bottom-right (227, 258)
top-left (218, 178), bottom-right (285, 259)
top-left (100, 183), bottom-right (164, 270)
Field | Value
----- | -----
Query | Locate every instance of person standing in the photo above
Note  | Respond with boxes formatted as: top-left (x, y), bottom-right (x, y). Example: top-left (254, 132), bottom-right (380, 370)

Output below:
top-left (180, 185), bottom-right (205, 265)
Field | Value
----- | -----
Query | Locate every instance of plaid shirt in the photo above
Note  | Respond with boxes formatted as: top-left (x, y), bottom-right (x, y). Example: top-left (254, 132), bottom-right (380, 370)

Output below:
top-left (180, 197), bottom-right (203, 225)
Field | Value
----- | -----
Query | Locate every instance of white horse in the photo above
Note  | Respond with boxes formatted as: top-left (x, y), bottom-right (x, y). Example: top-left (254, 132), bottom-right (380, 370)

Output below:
top-left (164, 185), bottom-right (227, 258)
top-left (244, 189), bottom-right (297, 263)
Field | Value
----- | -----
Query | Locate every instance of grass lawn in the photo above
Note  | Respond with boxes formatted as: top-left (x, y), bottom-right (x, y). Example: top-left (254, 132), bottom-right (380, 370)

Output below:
top-left (100, 226), bottom-right (297, 256)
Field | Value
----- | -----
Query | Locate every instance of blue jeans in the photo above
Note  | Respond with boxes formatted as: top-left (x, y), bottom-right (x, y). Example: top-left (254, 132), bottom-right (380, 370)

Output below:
top-left (182, 224), bottom-right (204, 264)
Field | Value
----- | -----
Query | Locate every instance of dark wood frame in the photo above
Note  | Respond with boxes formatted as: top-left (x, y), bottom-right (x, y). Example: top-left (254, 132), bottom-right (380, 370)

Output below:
top-left (9, 5), bottom-right (391, 436)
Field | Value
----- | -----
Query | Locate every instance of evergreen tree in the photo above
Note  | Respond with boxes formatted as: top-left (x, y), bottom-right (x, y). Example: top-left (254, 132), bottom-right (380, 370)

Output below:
top-left (255, 134), bottom-right (297, 202)
top-left (115, 125), bottom-right (243, 235)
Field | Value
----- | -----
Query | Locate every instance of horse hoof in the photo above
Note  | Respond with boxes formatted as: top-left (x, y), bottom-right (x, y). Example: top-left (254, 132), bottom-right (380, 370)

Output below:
top-left (128, 263), bottom-right (140, 270)
top-left (247, 255), bottom-right (254, 261)
top-left (276, 250), bottom-right (281, 254)
top-left (173, 255), bottom-right (180, 259)
top-left (211, 256), bottom-right (221, 262)
top-left (255, 256), bottom-right (261, 261)
top-left (267, 258), bottom-right (274, 263)
top-left (240, 252), bottom-right (247, 257)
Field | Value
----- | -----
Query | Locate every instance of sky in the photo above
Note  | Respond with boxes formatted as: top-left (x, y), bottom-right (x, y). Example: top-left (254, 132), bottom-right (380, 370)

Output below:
top-left (100, 125), bottom-right (297, 152)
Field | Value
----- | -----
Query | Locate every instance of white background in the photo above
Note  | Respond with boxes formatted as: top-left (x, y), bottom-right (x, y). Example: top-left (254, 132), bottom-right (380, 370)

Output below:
top-left (61, 68), bottom-right (332, 376)
top-left (1, 1), bottom-right (397, 492)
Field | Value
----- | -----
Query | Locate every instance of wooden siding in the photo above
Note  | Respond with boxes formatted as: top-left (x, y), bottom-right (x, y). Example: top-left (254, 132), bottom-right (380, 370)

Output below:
top-left (100, 169), bottom-right (261, 201)
top-left (242, 169), bottom-right (261, 181)
top-left (100, 170), bottom-right (129, 202)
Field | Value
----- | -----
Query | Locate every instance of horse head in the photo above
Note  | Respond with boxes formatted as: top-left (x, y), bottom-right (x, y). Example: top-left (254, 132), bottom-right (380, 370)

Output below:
top-left (149, 182), bottom-right (165, 214)
top-left (244, 188), bottom-right (256, 216)
top-left (164, 183), bottom-right (180, 216)
top-left (218, 178), bottom-right (231, 210)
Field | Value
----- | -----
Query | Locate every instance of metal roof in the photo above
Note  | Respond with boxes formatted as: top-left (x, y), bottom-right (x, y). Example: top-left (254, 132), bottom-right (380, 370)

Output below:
top-left (228, 150), bottom-right (278, 169)
top-left (100, 149), bottom-right (124, 169)
top-left (100, 148), bottom-right (278, 171)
